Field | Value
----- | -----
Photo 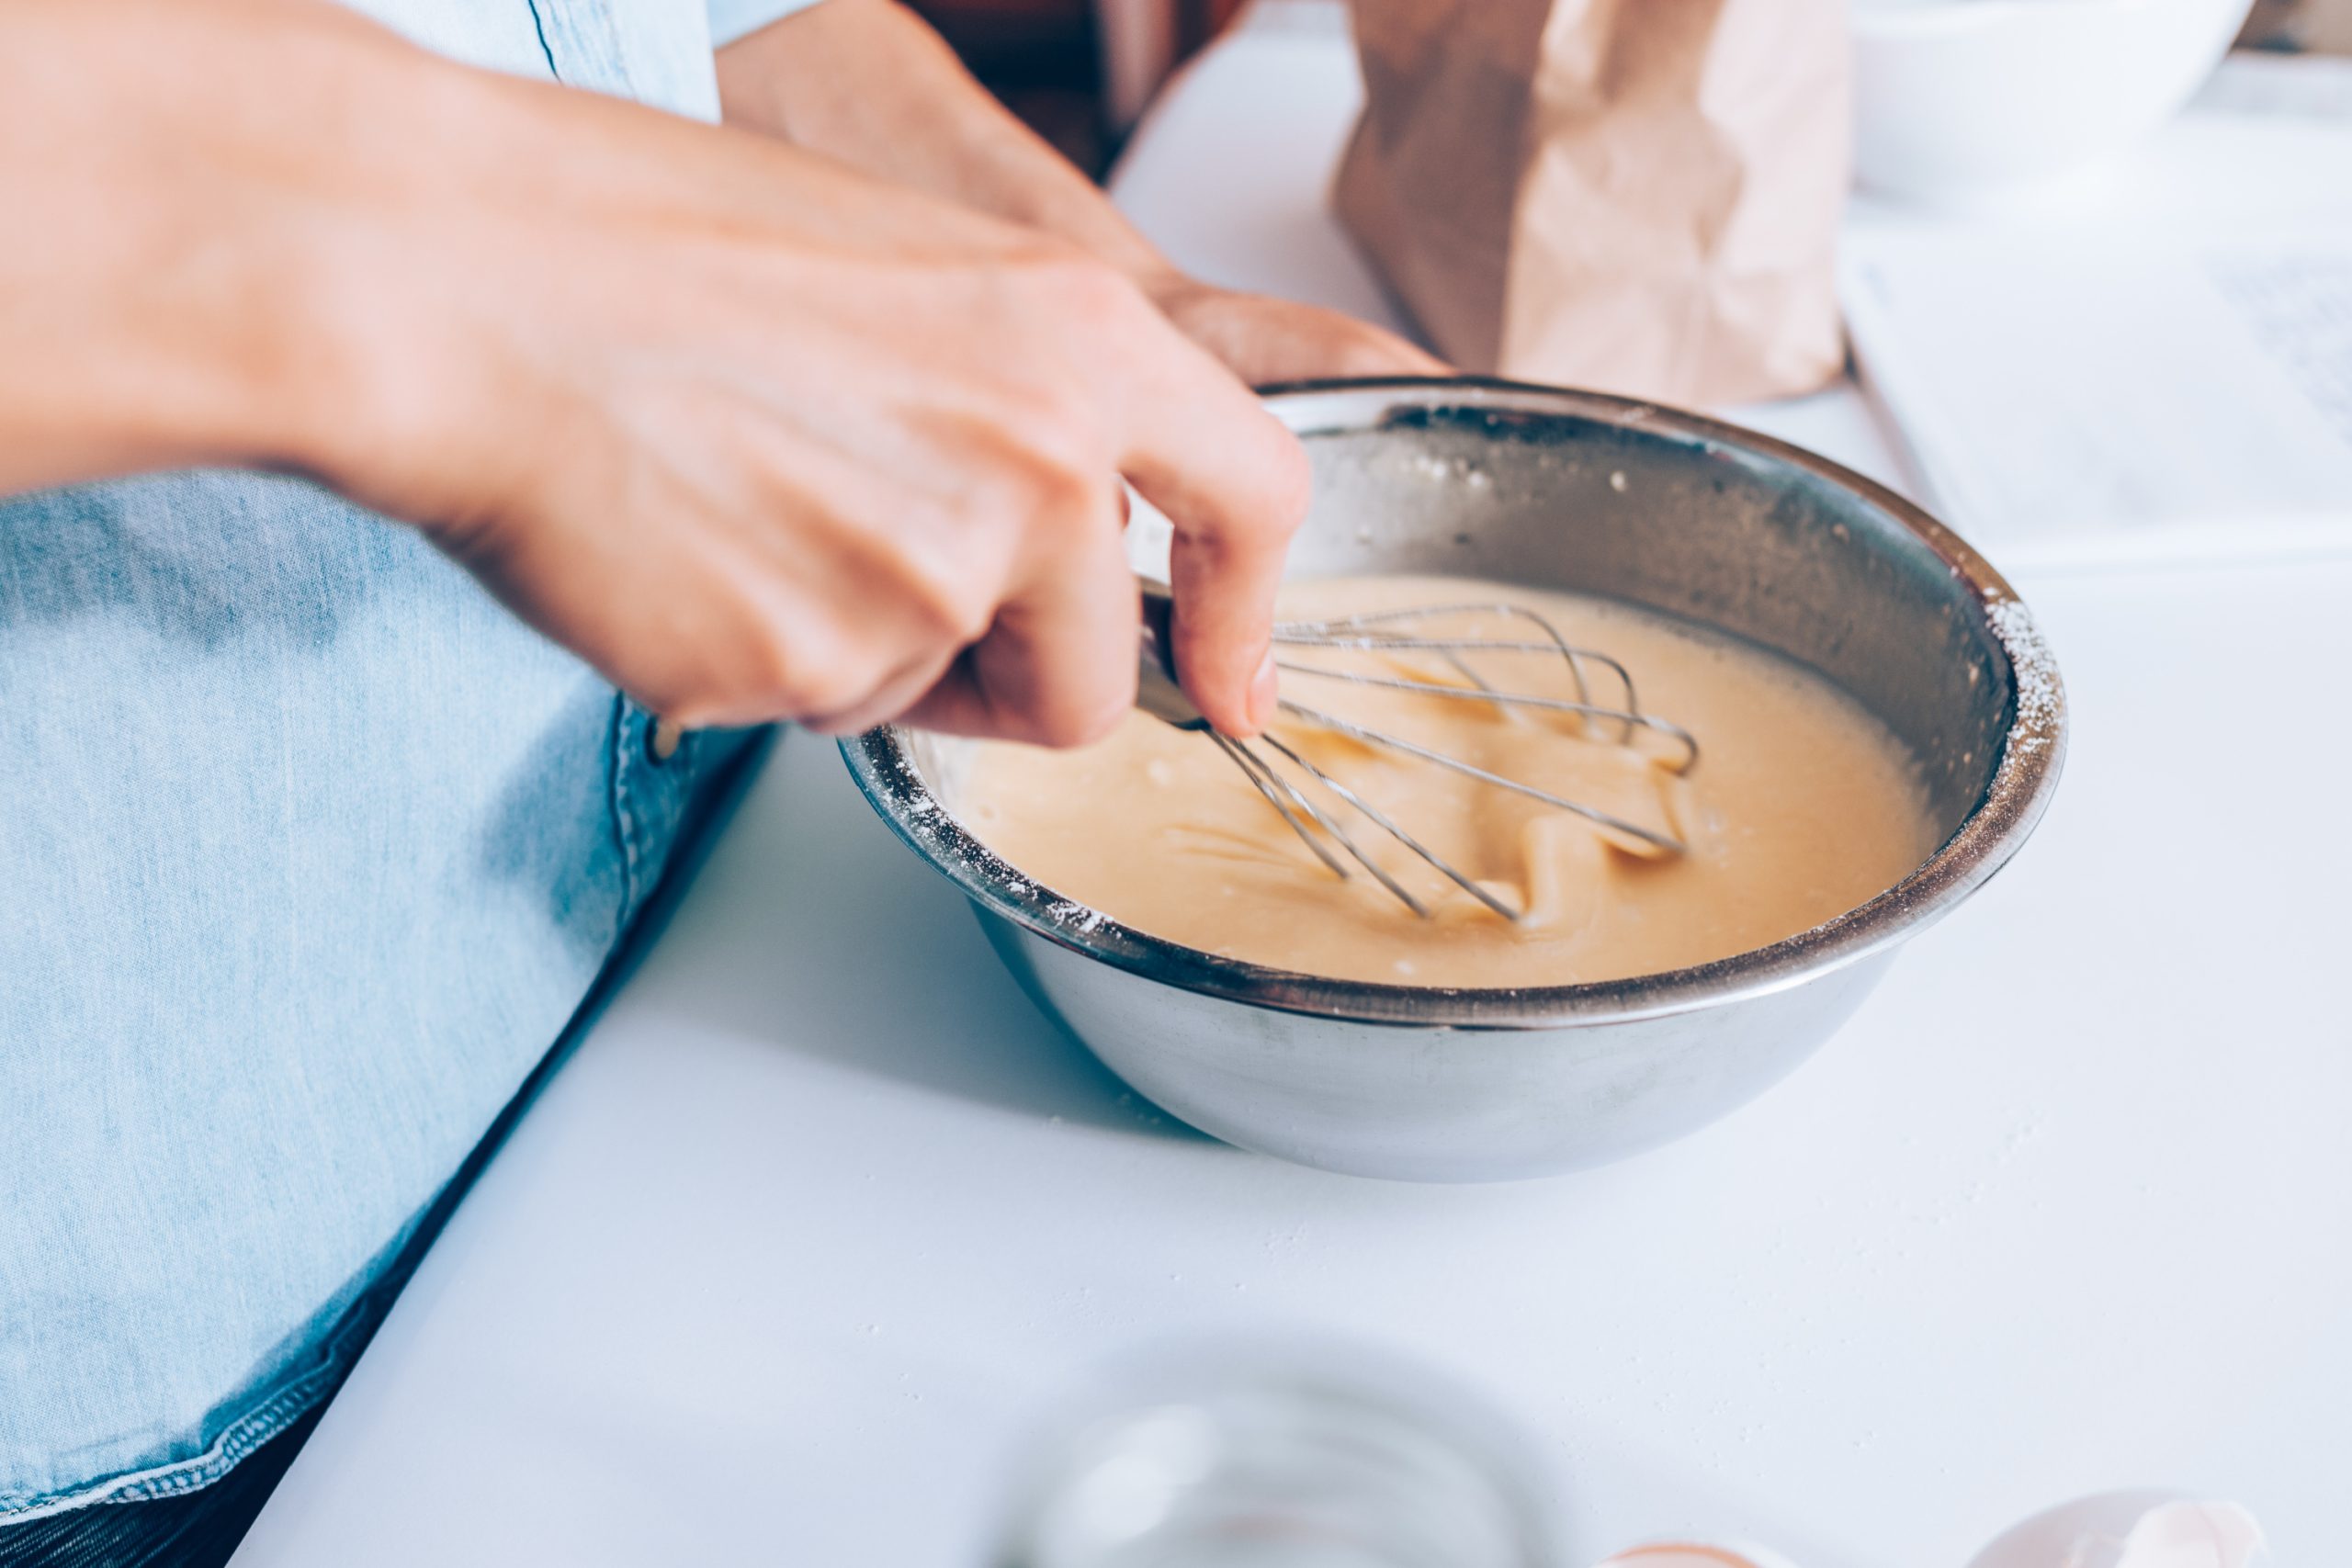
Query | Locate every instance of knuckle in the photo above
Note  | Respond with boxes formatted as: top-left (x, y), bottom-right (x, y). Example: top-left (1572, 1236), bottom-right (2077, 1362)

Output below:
top-left (883, 503), bottom-right (1008, 647)
top-left (941, 589), bottom-right (1001, 650)
top-left (898, 564), bottom-right (1001, 658)
top-left (737, 626), bottom-right (797, 701)
top-left (908, 565), bottom-right (997, 648)
top-left (888, 549), bottom-right (1001, 653)
top-left (1021, 247), bottom-right (1139, 332)
top-left (1026, 660), bottom-right (1136, 750)
top-left (1030, 690), bottom-right (1128, 749)
top-left (962, 436), bottom-right (1113, 550)
top-left (1001, 379), bottom-right (1105, 469)
top-left (743, 629), bottom-right (855, 720)
top-left (1263, 429), bottom-right (1314, 527)
top-left (1023, 455), bottom-right (1112, 538)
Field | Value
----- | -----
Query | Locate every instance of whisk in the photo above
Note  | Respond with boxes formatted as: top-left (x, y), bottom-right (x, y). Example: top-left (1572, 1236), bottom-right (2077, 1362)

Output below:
top-left (1136, 580), bottom-right (1698, 921)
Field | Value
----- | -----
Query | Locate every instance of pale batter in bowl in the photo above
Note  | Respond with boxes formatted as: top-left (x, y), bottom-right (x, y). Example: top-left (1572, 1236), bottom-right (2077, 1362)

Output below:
top-left (848, 378), bottom-right (2065, 1179)
top-left (962, 575), bottom-right (1937, 988)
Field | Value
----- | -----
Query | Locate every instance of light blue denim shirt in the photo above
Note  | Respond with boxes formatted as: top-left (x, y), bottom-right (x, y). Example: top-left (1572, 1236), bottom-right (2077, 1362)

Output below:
top-left (0, 0), bottom-right (816, 1523)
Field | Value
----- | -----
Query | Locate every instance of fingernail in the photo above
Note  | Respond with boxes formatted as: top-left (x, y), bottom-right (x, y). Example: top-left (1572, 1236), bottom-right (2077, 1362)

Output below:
top-left (1248, 646), bottom-right (1279, 731)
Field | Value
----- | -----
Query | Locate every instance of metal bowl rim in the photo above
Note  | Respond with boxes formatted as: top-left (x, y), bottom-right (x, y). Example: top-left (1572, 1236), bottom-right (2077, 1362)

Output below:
top-left (840, 377), bottom-right (2067, 1031)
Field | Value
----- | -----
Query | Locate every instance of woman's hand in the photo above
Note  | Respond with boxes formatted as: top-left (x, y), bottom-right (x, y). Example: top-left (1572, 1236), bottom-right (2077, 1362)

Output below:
top-left (1142, 276), bottom-right (1449, 386)
top-left (4, 0), bottom-right (1310, 743)
top-left (718, 0), bottom-right (1446, 391)
top-left (339, 95), bottom-right (1310, 742)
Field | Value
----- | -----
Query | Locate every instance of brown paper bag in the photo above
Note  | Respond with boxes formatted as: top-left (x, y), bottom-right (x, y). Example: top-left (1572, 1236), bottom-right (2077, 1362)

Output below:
top-left (1335, 0), bottom-right (1850, 406)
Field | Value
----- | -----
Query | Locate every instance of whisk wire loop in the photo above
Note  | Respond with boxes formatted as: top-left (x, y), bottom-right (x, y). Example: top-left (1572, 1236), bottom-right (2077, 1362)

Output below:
top-left (1278, 700), bottom-right (1687, 859)
top-left (1208, 732), bottom-right (1351, 883)
top-left (1256, 733), bottom-right (1521, 922)
top-left (1274, 602), bottom-right (1701, 771)
top-left (1214, 732), bottom-right (1432, 918)
top-left (1136, 581), bottom-right (1695, 920)
top-left (1272, 663), bottom-right (1700, 773)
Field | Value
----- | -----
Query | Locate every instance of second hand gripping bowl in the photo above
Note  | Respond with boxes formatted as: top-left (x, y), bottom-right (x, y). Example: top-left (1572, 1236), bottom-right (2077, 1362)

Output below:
top-left (842, 379), bottom-right (2066, 1182)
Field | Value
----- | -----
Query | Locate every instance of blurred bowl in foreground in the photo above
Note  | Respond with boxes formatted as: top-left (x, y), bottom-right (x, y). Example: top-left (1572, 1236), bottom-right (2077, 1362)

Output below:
top-left (1854, 0), bottom-right (2255, 206)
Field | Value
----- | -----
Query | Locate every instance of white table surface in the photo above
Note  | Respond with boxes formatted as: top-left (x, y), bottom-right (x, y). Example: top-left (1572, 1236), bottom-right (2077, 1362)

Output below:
top-left (235, 11), bottom-right (2352, 1566)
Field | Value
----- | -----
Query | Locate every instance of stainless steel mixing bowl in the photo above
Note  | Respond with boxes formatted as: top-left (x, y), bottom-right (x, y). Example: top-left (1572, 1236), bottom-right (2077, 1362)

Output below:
top-left (842, 379), bottom-right (2066, 1181)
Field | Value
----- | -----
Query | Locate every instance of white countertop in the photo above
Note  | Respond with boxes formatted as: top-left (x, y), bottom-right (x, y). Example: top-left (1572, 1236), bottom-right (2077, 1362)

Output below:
top-left (236, 12), bottom-right (2352, 1566)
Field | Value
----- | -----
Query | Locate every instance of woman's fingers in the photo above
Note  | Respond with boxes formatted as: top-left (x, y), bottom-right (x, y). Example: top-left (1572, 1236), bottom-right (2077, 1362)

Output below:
top-left (896, 489), bottom-right (1139, 744)
top-left (797, 644), bottom-right (961, 737)
top-left (1136, 413), bottom-right (1310, 739)
top-left (1155, 280), bottom-right (1452, 385)
top-left (299, 63), bottom-right (1326, 750)
top-left (888, 282), bottom-right (1311, 745)
top-left (1102, 313), bottom-right (1311, 739)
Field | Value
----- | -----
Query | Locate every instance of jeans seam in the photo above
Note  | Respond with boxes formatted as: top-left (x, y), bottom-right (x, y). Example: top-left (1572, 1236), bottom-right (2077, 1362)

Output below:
top-left (609, 693), bottom-right (641, 939)
top-left (0, 1275), bottom-right (382, 1521)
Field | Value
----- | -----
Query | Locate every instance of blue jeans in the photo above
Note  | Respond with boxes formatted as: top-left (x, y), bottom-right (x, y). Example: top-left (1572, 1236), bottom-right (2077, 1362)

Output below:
top-left (0, 470), bottom-right (763, 1518)
top-left (0, 0), bottom-right (824, 1524)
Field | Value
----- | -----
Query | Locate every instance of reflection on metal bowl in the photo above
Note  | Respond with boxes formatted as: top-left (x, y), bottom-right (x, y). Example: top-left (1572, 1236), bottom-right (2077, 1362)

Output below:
top-left (842, 379), bottom-right (2066, 1182)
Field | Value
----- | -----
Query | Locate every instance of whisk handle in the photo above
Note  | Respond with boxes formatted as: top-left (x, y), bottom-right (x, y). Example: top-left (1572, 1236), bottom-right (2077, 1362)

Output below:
top-left (1136, 578), bottom-right (1209, 731)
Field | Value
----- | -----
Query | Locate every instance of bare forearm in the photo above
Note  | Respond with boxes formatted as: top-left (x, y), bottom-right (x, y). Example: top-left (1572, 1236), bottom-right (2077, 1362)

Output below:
top-left (714, 0), bottom-right (1177, 290)
top-left (0, 0), bottom-right (1307, 739)
top-left (0, 0), bottom-right (425, 496)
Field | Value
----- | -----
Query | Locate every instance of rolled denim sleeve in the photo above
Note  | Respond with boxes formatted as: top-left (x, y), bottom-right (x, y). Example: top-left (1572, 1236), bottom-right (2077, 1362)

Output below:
top-left (709, 0), bottom-right (828, 48)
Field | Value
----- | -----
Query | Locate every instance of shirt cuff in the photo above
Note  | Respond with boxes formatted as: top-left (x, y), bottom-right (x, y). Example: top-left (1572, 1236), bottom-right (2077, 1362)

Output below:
top-left (708, 0), bottom-right (827, 50)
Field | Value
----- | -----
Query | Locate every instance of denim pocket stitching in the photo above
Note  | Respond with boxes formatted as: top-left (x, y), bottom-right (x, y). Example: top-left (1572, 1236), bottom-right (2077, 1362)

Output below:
top-left (608, 693), bottom-right (642, 936)
top-left (0, 1270), bottom-right (383, 1519)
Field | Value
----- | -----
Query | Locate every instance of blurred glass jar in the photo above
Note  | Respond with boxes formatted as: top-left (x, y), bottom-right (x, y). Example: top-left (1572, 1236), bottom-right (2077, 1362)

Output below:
top-left (993, 1345), bottom-right (1556, 1568)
